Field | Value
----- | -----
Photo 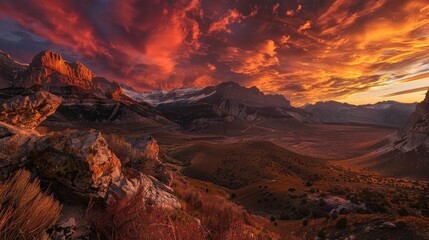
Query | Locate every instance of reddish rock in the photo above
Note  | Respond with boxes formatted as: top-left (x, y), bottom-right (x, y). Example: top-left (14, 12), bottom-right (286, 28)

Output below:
top-left (0, 122), bottom-right (39, 179)
top-left (32, 130), bottom-right (123, 200)
top-left (0, 88), bottom-right (62, 129)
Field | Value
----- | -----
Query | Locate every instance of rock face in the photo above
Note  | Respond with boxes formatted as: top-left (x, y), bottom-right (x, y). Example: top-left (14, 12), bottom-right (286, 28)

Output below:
top-left (32, 130), bottom-right (123, 200)
top-left (107, 174), bottom-right (180, 209)
top-left (131, 136), bottom-right (172, 186)
top-left (27, 129), bottom-right (179, 207)
top-left (0, 88), bottom-right (61, 179)
top-left (28, 51), bottom-right (94, 84)
top-left (0, 50), bottom-right (171, 126)
top-left (367, 90), bottom-right (429, 178)
top-left (398, 89), bottom-right (429, 152)
top-left (0, 88), bottom-right (62, 129)
top-left (0, 122), bottom-right (39, 179)
top-left (0, 50), bottom-right (122, 100)
top-left (22, 50), bottom-right (121, 99)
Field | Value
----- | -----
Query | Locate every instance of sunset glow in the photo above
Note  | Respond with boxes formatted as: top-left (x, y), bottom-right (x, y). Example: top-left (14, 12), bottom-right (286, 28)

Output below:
top-left (0, 0), bottom-right (428, 105)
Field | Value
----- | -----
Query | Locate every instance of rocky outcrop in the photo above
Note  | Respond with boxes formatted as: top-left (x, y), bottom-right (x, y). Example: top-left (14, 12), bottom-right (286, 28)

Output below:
top-left (0, 122), bottom-right (39, 179)
top-left (0, 88), bottom-right (62, 129)
top-left (25, 50), bottom-right (94, 88)
top-left (107, 174), bottom-right (180, 209)
top-left (32, 130), bottom-right (123, 200)
top-left (398, 89), bottom-right (429, 152)
top-left (29, 129), bottom-right (179, 207)
top-left (129, 136), bottom-right (173, 186)
top-left (0, 50), bottom-right (124, 100)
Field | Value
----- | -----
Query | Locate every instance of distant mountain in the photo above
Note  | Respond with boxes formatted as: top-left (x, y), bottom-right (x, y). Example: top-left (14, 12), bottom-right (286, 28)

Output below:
top-left (0, 50), bottom-right (27, 88)
top-left (360, 89), bottom-right (429, 179)
top-left (397, 89), bottom-right (429, 151)
top-left (0, 50), bottom-right (170, 126)
top-left (303, 100), bottom-right (417, 128)
top-left (124, 81), bottom-right (316, 130)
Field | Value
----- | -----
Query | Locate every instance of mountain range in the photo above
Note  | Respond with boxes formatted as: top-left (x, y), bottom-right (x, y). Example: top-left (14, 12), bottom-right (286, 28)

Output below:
top-left (0, 49), bottom-right (422, 132)
top-left (303, 100), bottom-right (417, 128)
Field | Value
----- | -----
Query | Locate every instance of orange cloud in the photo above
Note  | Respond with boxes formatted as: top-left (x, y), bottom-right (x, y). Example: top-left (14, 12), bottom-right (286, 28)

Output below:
top-left (298, 20), bottom-right (312, 32)
top-left (208, 9), bottom-right (243, 34)
top-left (1, 0), bottom-right (429, 106)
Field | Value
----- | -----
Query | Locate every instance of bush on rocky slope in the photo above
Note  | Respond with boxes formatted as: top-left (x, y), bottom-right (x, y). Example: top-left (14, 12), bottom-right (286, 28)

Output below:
top-left (90, 180), bottom-right (276, 240)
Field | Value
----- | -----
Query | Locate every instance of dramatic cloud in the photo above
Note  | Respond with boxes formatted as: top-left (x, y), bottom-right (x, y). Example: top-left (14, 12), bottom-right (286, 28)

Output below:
top-left (383, 86), bottom-right (429, 97)
top-left (0, 0), bottom-right (428, 105)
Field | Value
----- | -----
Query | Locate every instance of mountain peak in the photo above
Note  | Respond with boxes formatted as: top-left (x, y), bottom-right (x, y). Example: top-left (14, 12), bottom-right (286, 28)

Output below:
top-left (29, 50), bottom-right (94, 81)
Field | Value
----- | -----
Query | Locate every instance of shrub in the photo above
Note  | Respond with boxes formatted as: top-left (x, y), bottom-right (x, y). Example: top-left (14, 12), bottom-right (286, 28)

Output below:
top-left (104, 134), bottom-right (141, 163)
top-left (90, 187), bottom-right (205, 240)
top-left (335, 218), bottom-right (347, 229)
top-left (0, 169), bottom-right (62, 239)
top-left (90, 184), bottom-right (275, 240)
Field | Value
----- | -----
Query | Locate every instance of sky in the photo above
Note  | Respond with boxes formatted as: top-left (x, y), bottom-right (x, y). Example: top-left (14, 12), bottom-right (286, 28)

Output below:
top-left (0, 0), bottom-right (428, 106)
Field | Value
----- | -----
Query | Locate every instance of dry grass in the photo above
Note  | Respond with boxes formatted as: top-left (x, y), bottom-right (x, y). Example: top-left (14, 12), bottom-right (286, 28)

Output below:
top-left (104, 134), bottom-right (142, 163)
top-left (90, 182), bottom-right (276, 240)
top-left (0, 169), bottom-right (62, 240)
top-left (175, 180), bottom-right (276, 240)
top-left (90, 187), bottom-right (205, 240)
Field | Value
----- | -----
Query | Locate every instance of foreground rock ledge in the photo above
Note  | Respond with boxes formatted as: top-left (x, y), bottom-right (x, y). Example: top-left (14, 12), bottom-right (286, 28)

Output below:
top-left (0, 88), bottom-right (62, 129)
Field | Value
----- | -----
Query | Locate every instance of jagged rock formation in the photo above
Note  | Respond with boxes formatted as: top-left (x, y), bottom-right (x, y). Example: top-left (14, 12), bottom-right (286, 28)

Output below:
top-left (107, 174), bottom-right (180, 209)
top-left (365, 89), bottom-right (429, 178)
top-left (130, 136), bottom-right (173, 186)
top-left (14, 50), bottom-right (121, 99)
top-left (27, 51), bottom-right (94, 84)
top-left (0, 82), bottom-right (178, 207)
top-left (0, 88), bottom-right (60, 178)
top-left (25, 129), bottom-right (179, 206)
top-left (398, 90), bottom-right (429, 152)
top-left (0, 50), bottom-right (171, 125)
top-left (0, 88), bottom-right (62, 129)
top-left (32, 130), bottom-right (123, 200)
top-left (0, 122), bottom-right (39, 179)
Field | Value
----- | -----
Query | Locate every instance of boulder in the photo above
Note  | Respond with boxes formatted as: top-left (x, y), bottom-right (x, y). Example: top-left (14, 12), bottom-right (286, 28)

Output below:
top-left (32, 130), bottom-right (122, 200)
top-left (130, 136), bottom-right (173, 186)
top-left (0, 88), bottom-right (62, 129)
top-left (31, 129), bottom-right (180, 208)
top-left (0, 122), bottom-right (39, 179)
top-left (107, 174), bottom-right (180, 209)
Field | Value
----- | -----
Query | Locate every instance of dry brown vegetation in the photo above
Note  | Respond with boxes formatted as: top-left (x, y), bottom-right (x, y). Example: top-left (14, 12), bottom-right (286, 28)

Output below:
top-left (90, 179), bottom-right (276, 240)
top-left (104, 134), bottom-right (142, 163)
top-left (0, 169), bottom-right (62, 240)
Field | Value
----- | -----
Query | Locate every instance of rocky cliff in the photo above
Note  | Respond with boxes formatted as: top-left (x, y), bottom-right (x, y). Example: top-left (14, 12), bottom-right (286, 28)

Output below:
top-left (398, 89), bottom-right (429, 152)
top-left (0, 50), bottom-right (122, 100)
